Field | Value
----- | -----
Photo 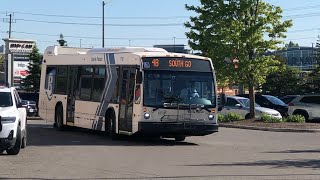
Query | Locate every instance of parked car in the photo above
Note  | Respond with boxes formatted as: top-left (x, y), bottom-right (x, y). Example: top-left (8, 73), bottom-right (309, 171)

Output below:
top-left (18, 92), bottom-right (39, 117)
top-left (21, 100), bottom-right (38, 117)
top-left (0, 86), bottom-right (27, 155)
top-left (287, 94), bottom-right (320, 121)
top-left (280, 95), bottom-right (299, 105)
top-left (237, 94), bottom-right (288, 117)
top-left (220, 96), bottom-right (282, 119)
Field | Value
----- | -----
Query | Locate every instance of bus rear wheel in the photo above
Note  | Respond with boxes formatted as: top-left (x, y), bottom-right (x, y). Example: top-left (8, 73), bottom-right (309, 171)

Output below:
top-left (106, 111), bottom-right (117, 139)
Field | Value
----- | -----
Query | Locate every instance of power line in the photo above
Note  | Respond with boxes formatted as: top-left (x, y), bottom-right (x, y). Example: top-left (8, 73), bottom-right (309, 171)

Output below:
top-left (15, 18), bottom-right (183, 27)
top-left (283, 4), bottom-right (320, 11)
top-left (11, 31), bottom-right (187, 40)
top-left (283, 12), bottom-right (320, 19)
top-left (13, 11), bottom-right (189, 20)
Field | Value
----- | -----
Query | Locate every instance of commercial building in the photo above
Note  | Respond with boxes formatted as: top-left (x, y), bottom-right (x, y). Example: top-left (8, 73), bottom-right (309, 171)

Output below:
top-left (273, 46), bottom-right (318, 71)
top-left (153, 44), bottom-right (189, 54)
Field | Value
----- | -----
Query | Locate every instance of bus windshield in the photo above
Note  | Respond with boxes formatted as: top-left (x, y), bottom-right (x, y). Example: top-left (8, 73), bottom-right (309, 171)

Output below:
top-left (143, 71), bottom-right (216, 108)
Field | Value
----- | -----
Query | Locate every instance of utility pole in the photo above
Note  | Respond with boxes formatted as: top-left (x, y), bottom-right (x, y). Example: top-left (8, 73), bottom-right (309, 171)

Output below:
top-left (3, 12), bottom-right (15, 38)
top-left (173, 37), bottom-right (176, 53)
top-left (102, 1), bottom-right (105, 48)
top-left (8, 14), bottom-right (12, 38)
top-left (80, 39), bottom-right (82, 48)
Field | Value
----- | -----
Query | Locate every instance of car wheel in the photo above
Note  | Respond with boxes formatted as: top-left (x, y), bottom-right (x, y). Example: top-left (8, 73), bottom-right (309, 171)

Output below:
top-left (293, 111), bottom-right (309, 122)
top-left (7, 126), bottom-right (22, 155)
top-left (21, 127), bottom-right (27, 149)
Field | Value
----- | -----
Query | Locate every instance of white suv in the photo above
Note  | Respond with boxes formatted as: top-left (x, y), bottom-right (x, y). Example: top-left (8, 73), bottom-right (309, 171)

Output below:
top-left (288, 94), bottom-right (320, 121)
top-left (0, 85), bottom-right (27, 155)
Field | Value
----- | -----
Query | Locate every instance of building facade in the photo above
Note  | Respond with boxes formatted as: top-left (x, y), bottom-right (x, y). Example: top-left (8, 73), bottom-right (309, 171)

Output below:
top-left (153, 44), bottom-right (189, 54)
top-left (274, 46), bottom-right (318, 71)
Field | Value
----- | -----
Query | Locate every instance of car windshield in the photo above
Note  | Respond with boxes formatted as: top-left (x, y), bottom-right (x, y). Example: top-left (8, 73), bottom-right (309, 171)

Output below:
top-left (0, 92), bottom-right (13, 107)
top-left (143, 71), bottom-right (216, 108)
top-left (263, 95), bottom-right (286, 106)
top-left (238, 98), bottom-right (261, 107)
top-left (280, 96), bottom-right (297, 104)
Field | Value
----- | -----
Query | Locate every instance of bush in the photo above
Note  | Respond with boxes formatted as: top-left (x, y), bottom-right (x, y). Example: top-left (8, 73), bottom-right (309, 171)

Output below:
top-left (219, 113), bottom-right (242, 122)
top-left (284, 115), bottom-right (305, 123)
top-left (218, 114), bottom-right (226, 122)
top-left (261, 113), bottom-right (282, 123)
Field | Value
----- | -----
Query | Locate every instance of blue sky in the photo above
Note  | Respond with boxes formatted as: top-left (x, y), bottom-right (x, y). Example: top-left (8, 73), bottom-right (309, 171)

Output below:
top-left (1, 0), bottom-right (320, 52)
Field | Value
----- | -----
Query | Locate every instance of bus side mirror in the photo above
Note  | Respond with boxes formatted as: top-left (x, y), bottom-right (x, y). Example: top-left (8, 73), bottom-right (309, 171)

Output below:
top-left (136, 71), bottom-right (143, 84)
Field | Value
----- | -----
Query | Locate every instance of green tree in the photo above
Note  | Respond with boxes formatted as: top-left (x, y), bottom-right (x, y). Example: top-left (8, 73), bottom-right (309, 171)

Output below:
top-left (57, 33), bottom-right (68, 46)
top-left (285, 41), bottom-right (299, 48)
top-left (22, 45), bottom-right (42, 92)
top-left (261, 67), bottom-right (303, 97)
top-left (185, 0), bottom-right (292, 118)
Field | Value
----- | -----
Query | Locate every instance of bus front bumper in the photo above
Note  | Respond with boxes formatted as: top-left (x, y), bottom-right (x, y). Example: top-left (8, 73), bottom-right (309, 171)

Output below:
top-left (138, 122), bottom-right (218, 136)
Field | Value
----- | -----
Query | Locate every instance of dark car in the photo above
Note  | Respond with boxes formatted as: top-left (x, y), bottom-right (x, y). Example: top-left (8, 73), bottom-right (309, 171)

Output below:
top-left (18, 92), bottom-right (39, 117)
top-left (280, 95), bottom-right (299, 105)
top-left (237, 94), bottom-right (288, 117)
top-left (21, 100), bottom-right (38, 117)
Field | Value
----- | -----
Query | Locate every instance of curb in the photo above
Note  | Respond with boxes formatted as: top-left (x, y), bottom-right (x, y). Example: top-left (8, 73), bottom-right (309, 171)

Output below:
top-left (219, 123), bottom-right (320, 133)
top-left (27, 117), bottom-right (43, 120)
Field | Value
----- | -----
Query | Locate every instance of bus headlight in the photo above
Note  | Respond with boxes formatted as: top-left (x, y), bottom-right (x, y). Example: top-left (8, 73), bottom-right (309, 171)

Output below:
top-left (208, 114), bottom-right (214, 120)
top-left (144, 113), bottom-right (150, 119)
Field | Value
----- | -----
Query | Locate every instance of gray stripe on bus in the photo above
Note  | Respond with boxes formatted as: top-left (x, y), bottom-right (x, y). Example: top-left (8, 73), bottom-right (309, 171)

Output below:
top-left (97, 53), bottom-right (116, 117)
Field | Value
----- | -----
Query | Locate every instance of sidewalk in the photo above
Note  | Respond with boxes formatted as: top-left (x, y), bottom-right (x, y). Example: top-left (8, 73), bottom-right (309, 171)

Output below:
top-left (219, 119), bottom-right (320, 133)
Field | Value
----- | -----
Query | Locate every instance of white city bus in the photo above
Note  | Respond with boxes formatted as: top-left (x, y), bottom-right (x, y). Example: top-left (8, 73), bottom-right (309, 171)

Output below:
top-left (39, 46), bottom-right (219, 141)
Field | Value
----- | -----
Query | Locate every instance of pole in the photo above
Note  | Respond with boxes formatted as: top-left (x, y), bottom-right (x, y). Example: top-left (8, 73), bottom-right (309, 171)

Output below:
top-left (102, 1), bottom-right (105, 48)
top-left (9, 14), bottom-right (12, 38)
top-left (80, 39), bottom-right (82, 48)
top-left (173, 37), bottom-right (176, 52)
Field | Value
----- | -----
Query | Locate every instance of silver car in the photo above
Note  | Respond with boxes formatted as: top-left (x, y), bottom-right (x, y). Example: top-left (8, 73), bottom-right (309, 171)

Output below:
top-left (221, 96), bottom-right (282, 119)
top-left (288, 94), bottom-right (320, 121)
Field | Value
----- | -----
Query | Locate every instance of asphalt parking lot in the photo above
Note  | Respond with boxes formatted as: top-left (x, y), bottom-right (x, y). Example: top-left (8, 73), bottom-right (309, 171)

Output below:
top-left (1, 120), bottom-right (320, 180)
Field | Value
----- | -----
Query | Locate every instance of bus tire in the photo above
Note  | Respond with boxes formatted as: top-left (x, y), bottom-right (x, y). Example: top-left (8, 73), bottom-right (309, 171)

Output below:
top-left (7, 126), bottom-right (22, 155)
top-left (55, 105), bottom-right (65, 131)
top-left (106, 110), bottom-right (117, 139)
top-left (174, 136), bottom-right (186, 142)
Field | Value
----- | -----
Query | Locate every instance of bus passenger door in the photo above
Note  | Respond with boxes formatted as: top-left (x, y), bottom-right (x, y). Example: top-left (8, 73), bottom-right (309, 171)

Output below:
top-left (66, 67), bottom-right (78, 125)
top-left (118, 67), bottom-right (135, 133)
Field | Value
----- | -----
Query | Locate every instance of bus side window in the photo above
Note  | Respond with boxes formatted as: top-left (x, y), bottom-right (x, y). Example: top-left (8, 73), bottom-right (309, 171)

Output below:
top-left (79, 66), bottom-right (93, 101)
top-left (45, 67), bottom-right (56, 90)
top-left (55, 66), bottom-right (68, 95)
top-left (92, 66), bottom-right (105, 102)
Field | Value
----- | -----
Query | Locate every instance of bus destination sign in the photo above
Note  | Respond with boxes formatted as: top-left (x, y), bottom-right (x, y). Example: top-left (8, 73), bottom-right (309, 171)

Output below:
top-left (142, 57), bottom-right (211, 72)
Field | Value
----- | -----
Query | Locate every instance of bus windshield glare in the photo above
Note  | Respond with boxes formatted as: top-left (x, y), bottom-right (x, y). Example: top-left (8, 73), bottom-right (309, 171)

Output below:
top-left (143, 71), bottom-right (216, 108)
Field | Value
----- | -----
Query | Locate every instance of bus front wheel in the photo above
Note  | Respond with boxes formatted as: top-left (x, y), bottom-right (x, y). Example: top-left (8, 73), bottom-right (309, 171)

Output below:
top-left (55, 105), bottom-right (64, 131)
